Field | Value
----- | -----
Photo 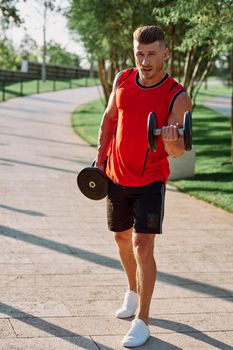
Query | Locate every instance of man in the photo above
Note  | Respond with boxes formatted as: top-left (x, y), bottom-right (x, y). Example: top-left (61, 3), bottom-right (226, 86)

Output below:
top-left (95, 25), bottom-right (192, 347)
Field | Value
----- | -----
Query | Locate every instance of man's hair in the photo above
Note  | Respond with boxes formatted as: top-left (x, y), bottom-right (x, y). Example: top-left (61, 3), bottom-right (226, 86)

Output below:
top-left (133, 26), bottom-right (165, 45)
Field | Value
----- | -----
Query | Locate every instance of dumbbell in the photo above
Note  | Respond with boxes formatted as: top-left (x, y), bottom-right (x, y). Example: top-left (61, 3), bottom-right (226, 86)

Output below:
top-left (147, 111), bottom-right (192, 152)
top-left (77, 163), bottom-right (109, 200)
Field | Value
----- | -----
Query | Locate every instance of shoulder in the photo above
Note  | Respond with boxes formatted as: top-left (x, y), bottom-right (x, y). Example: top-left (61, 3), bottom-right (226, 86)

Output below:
top-left (113, 68), bottom-right (135, 91)
top-left (172, 91), bottom-right (192, 113)
top-left (166, 76), bottom-right (189, 114)
top-left (166, 76), bottom-right (184, 95)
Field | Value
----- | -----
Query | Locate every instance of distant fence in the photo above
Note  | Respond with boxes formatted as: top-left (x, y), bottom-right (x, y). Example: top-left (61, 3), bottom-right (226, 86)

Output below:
top-left (0, 62), bottom-right (98, 101)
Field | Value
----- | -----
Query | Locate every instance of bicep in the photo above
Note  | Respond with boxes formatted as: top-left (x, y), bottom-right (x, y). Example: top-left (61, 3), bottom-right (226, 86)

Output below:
top-left (102, 71), bottom-right (124, 123)
top-left (168, 92), bottom-right (192, 126)
top-left (104, 90), bottom-right (118, 122)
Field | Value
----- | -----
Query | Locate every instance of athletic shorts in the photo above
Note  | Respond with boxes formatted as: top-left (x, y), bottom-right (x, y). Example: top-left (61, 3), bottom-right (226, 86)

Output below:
top-left (107, 180), bottom-right (166, 234)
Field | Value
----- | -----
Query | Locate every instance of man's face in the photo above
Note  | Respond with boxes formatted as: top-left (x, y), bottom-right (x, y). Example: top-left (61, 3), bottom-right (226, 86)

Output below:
top-left (134, 40), bottom-right (169, 82)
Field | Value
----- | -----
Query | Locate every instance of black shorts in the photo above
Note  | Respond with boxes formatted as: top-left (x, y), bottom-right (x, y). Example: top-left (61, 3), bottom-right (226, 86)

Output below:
top-left (107, 180), bottom-right (166, 234)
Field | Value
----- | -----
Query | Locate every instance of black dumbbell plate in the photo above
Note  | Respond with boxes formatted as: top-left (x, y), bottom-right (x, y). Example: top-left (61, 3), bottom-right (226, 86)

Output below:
top-left (183, 111), bottom-right (192, 151)
top-left (77, 167), bottom-right (108, 200)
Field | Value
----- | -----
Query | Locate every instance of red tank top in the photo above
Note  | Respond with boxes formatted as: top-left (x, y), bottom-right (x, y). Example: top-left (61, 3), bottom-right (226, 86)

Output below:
top-left (106, 68), bottom-right (184, 186)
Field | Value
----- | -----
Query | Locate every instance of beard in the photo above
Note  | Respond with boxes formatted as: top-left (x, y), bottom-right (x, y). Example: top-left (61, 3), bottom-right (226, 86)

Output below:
top-left (139, 63), bottom-right (164, 82)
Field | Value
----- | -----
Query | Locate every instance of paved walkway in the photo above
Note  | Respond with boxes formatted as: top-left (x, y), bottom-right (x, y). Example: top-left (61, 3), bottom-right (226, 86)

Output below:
top-left (203, 96), bottom-right (231, 117)
top-left (0, 87), bottom-right (233, 350)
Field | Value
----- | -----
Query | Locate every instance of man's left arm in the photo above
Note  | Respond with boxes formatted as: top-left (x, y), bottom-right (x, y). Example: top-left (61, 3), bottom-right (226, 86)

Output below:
top-left (161, 92), bottom-right (192, 158)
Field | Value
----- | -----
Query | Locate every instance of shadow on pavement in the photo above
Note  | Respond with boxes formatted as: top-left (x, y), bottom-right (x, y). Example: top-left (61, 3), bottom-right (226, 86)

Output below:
top-left (150, 318), bottom-right (233, 350)
top-left (0, 113), bottom-right (69, 127)
top-left (0, 302), bottom-right (114, 350)
top-left (0, 157), bottom-right (77, 174)
top-left (0, 204), bottom-right (45, 217)
top-left (0, 225), bottom-right (233, 301)
top-left (135, 335), bottom-right (182, 349)
top-left (0, 225), bottom-right (122, 269)
top-left (0, 131), bottom-right (90, 147)
top-left (26, 95), bottom-right (74, 104)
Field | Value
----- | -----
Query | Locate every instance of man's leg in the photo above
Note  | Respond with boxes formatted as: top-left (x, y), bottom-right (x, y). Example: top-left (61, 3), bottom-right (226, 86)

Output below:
top-left (114, 228), bottom-right (137, 292)
top-left (121, 233), bottom-right (155, 347)
top-left (133, 232), bottom-right (156, 325)
top-left (122, 181), bottom-right (163, 347)
top-left (114, 229), bottom-right (138, 319)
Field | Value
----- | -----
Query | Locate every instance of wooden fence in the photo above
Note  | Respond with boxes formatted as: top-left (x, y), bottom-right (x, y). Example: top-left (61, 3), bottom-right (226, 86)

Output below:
top-left (0, 62), bottom-right (98, 101)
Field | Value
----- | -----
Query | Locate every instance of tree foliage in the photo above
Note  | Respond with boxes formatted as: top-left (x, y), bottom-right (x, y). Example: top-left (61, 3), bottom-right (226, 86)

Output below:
top-left (18, 34), bottom-right (38, 61)
top-left (67, 0), bottom-right (155, 101)
top-left (0, 0), bottom-right (24, 25)
top-left (153, 0), bottom-right (233, 102)
top-left (67, 0), bottom-right (232, 104)
top-left (45, 41), bottom-right (81, 67)
top-left (0, 39), bottom-right (21, 69)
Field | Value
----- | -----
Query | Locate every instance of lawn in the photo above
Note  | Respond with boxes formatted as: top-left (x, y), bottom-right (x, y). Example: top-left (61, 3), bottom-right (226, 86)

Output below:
top-left (72, 78), bottom-right (233, 213)
top-left (170, 106), bottom-right (232, 212)
top-left (72, 98), bottom-right (104, 146)
top-left (0, 77), bottom-right (100, 102)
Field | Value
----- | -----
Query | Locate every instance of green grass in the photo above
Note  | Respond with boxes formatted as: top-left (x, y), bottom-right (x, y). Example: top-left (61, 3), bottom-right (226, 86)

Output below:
top-left (0, 77), bottom-right (100, 102)
top-left (72, 78), bottom-right (233, 212)
top-left (169, 78), bottom-right (233, 212)
top-left (169, 106), bottom-right (233, 212)
top-left (72, 98), bottom-right (105, 146)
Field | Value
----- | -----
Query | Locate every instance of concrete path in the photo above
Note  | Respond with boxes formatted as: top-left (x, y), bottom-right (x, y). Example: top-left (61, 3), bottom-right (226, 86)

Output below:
top-left (203, 96), bottom-right (231, 117)
top-left (0, 87), bottom-right (233, 350)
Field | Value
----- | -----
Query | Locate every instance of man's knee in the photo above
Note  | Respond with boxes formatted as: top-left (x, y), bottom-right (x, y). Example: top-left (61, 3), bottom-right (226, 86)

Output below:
top-left (114, 229), bottom-right (133, 246)
top-left (133, 233), bottom-right (155, 262)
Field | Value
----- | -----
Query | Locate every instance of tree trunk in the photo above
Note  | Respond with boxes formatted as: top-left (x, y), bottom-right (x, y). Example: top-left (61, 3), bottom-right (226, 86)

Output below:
top-left (178, 49), bottom-right (181, 82)
top-left (192, 59), bottom-right (213, 109)
top-left (98, 58), bottom-right (110, 104)
top-left (182, 46), bottom-right (195, 88)
top-left (187, 51), bottom-right (206, 99)
top-left (231, 46), bottom-right (233, 163)
top-left (108, 58), bottom-right (116, 91)
top-left (168, 24), bottom-right (175, 76)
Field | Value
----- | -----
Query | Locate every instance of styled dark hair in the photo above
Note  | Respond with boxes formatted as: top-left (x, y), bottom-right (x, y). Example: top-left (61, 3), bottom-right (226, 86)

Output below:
top-left (133, 26), bottom-right (165, 45)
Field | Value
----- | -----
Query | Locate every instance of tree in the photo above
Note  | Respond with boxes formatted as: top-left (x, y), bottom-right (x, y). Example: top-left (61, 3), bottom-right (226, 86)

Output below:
top-left (182, 0), bottom-right (233, 162)
top-left (0, 0), bottom-right (24, 25)
top-left (18, 34), bottom-right (38, 61)
top-left (45, 41), bottom-right (81, 67)
top-left (28, 0), bottom-right (57, 80)
top-left (153, 0), bottom-right (232, 101)
top-left (0, 38), bottom-right (21, 69)
top-left (67, 0), bottom-right (155, 102)
top-left (153, 0), bottom-right (233, 162)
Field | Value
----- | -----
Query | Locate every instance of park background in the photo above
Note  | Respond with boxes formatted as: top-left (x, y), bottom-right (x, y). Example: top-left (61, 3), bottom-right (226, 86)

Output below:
top-left (1, 2), bottom-right (233, 350)
top-left (0, 0), bottom-right (232, 212)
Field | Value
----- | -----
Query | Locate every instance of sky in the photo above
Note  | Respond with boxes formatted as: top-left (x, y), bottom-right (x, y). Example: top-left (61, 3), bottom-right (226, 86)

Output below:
top-left (5, 0), bottom-right (88, 67)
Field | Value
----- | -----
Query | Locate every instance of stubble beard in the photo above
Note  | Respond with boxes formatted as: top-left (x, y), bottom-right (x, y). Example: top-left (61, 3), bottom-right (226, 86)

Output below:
top-left (139, 64), bottom-right (164, 83)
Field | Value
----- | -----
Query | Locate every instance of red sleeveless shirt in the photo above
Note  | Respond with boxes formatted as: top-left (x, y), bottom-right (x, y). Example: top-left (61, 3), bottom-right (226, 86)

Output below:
top-left (106, 68), bottom-right (184, 186)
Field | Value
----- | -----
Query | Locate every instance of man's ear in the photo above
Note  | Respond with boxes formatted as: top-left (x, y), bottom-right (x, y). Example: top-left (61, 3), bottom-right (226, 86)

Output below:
top-left (164, 48), bottom-right (169, 60)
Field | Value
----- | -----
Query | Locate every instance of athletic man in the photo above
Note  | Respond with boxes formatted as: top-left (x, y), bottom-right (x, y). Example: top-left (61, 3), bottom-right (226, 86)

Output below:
top-left (95, 26), bottom-right (192, 347)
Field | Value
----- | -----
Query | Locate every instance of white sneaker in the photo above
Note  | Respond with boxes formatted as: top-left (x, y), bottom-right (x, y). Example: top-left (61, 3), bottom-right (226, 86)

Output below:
top-left (122, 319), bottom-right (150, 347)
top-left (115, 290), bottom-right (138, 318)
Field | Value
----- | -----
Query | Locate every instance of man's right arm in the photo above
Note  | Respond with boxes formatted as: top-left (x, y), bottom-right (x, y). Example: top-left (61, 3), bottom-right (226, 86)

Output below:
top-left (95, 87), bottom-right (118, 171)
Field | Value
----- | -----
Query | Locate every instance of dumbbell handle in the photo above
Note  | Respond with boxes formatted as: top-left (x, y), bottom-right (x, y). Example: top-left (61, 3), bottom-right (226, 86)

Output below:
top-left (154, 127), bottom-right (184, 136)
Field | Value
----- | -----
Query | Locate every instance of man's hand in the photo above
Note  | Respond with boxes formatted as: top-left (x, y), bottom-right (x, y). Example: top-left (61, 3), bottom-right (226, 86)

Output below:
top-left (95, 162), bottom-right (106, 173)
top-left (163, 91), bottom-right (192, 157)
top-left (161, 124), bottom-right (179, 144)
top-left (161, 123), bottom-right (184, 158)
